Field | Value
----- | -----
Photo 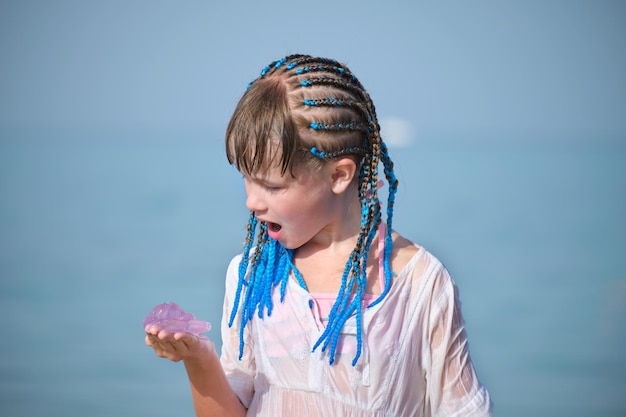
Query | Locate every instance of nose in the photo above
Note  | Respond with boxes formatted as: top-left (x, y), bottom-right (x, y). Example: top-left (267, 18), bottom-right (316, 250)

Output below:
top-left (245, 183), bottom-right (266, 213)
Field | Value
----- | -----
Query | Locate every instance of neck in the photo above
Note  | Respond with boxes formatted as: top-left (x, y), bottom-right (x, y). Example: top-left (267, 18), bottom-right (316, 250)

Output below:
top-left (297, 228), bottom-right (359, 257)
top-left (297, 190), bottom-right (362, 256)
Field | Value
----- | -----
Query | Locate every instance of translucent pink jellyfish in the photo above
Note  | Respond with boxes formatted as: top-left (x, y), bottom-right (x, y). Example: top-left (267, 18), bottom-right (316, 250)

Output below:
top-left (143, 302), bottom-right (211, 334)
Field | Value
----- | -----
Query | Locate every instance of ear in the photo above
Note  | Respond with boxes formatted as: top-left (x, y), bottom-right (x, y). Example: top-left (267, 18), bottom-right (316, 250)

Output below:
top-left (330, 157), bottom-right (358, 194)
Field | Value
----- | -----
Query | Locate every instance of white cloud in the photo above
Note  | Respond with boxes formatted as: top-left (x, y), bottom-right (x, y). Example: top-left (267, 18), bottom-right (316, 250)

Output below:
top-left (379, 117), bottom-right (416, 147)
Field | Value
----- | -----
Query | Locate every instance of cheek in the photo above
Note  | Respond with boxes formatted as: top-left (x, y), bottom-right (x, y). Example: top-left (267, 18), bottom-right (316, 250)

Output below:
top-left (295, 191), bottom-right (333, 219)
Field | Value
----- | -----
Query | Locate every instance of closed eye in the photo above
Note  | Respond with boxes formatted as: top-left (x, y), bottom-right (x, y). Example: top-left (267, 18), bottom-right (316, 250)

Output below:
top-left (242, 174), bottom-right (285, 193)
top-left (263, 184), bottom-right (282, 193)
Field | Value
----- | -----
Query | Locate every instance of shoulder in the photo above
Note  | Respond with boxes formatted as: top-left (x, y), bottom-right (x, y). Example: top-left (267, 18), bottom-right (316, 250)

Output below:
top-left (390, 232), bottom-right (455, 298)
top-left (389, 230), bottom-right (420, 275)
top-left (227, 253), bottom-right (243, 272)
top-left (224, 253), bottom-right (244, 293)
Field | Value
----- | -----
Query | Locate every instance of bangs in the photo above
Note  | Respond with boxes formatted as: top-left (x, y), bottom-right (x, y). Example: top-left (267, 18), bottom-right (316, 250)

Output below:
top-left (225, 76), bottom-right (299, 176)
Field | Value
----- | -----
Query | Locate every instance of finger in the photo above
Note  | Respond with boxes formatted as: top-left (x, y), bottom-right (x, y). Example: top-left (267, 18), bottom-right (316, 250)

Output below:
top-left (147, 335), bottom-right (172, 357)
top-left (173, 332), bottom-right (199, 352)
top-left (145, 324), bottom-right (160, 335)
top-left (178, 337), bottom-right (191, 351)
top-left (167, 338), bottom-right (181, 351)
top-left (173, 331), bottom-right (192, 343)
top-left (158, 340), bottom-right (186, 362)
top-left (147, 330), bottom-right (209, 361)
top-left (156, 329), bottom-right (176, 341)
top-left (146, 333), bottom-right (161, 346)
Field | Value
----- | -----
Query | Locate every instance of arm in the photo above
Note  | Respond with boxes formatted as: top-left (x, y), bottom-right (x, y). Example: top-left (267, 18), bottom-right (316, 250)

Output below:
top-left (145, 326), bottom-right (247, 417)
top-left (183, 338), bottom-right (247, 417)
top-left (423, 267), bottom-right (492, 417)
top-left (145, 256), bottom-right (254, 416)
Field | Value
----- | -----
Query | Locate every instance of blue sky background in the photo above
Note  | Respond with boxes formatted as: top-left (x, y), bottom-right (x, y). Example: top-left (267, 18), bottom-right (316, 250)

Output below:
top-left (1, 0), bottom-right (625, 145)
top-left (1, 2), bottom-right (625, 416)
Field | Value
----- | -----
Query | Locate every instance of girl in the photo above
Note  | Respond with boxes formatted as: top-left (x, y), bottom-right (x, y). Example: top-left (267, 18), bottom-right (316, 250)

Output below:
top-left (145, 54), bottom-right (492, 416)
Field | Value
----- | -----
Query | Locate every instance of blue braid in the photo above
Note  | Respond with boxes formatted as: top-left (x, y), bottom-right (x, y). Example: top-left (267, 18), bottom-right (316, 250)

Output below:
top-left (309, 190), bottom-right (381, 365)
top-left (303, 98), bottom-right (347, 107)
top-left (309, 146), bottom-right (365, 159)
top-left (245, 54), bottom-right (357, 92)
top-left (259, 57), bottom-right (288, 77)
top-left (228, 212), bottom-right (257, 329)
top-left (259, 235), bottom-right (277, 318)
top-left (354, 288), bottom-right (364, 365)
top-left (274, 57), bottom-right (287, 69)
top-left (301, 77), bottom-right (357, 88)
top-left (311, 254), bottom-right (355, 356)
top-left (295, 65), bottom-right (346, 76)
top-left (321, 276), bottom-right (355, 360)
top-left (369, 141), bottom-right (397, 308)
top-left (230, 225), bottom-right (304, 360)
top-left (310, 121), bottom-right (363, 131)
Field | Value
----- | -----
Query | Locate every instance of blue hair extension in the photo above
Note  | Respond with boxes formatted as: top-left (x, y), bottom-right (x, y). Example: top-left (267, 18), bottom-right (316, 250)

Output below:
top-left (246, 55), bottom-right (306, 89)
top-left (229, 223), bottom-right (306, 360)
top-left (287, 255), bottom-right (307, 292)
top-left (295, 66), bottom-right (315, 75)
top-left (309, 192), bottom-right (381, 365)
top-left (259, 57), bottom-right (288, 77)
top-left (310, 121), bottom-right (362, 131)
top-left (308, 195), bottom-right (374, 363)
top-left (228, 212), bottom-right (257, 329)
top-left (322, 153), bottom-right (385, 365)
top-left (260, 65), bottom-right (271, 76)
top-left (311, 257), bottom-right (356, 363)
top-left (368, 141), bottom-right (398, 308)
top-left (304, 97), bottom-right (346, 107)
top-left (309, 146), bottom-right (326, 158)
top-left (295, 65), bottom-right (347, 77)
top-left (309, 146), bottom-right (366, 160)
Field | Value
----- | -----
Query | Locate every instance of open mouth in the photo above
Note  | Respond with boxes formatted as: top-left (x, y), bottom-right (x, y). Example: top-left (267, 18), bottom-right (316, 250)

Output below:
top-left (268, 222), bottom-right (282, 232)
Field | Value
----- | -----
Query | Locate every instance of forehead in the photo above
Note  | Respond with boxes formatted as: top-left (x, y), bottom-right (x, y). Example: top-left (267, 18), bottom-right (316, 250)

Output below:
top-left (247, 150), bottom-right (325, 185)
top-left (246, 166), bottom-right (291, 184)
top-left (233, 135), bottom-right (285, 174)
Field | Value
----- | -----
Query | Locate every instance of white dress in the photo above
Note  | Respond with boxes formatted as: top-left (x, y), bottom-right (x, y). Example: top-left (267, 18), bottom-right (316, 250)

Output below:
top-left (220, 246), bottom-right (492, 416)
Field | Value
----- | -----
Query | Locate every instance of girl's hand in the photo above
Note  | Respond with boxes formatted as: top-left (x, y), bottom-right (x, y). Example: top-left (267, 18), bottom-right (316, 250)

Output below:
top-left (145, 325), bottom-right (247, 416)
top-left (145, 324), bottom-right (215, 363)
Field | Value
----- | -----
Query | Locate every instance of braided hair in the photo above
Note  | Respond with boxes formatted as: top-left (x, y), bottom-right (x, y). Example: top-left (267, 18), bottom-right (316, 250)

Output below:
top-left (225, 54), bottom-right (399, 365)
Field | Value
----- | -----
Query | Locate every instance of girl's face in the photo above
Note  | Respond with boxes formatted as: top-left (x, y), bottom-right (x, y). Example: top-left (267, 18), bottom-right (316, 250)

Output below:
top-left (243, 163), bottom-right (342, 250)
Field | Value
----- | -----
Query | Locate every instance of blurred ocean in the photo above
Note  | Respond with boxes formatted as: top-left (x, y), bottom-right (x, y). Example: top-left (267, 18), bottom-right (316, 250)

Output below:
top-left (0, 128), bottom-right (624, 417)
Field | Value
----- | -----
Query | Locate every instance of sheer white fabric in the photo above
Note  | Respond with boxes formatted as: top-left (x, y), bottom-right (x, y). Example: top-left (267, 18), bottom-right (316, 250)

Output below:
top-left (220, 247), bottom-right (492, 416)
